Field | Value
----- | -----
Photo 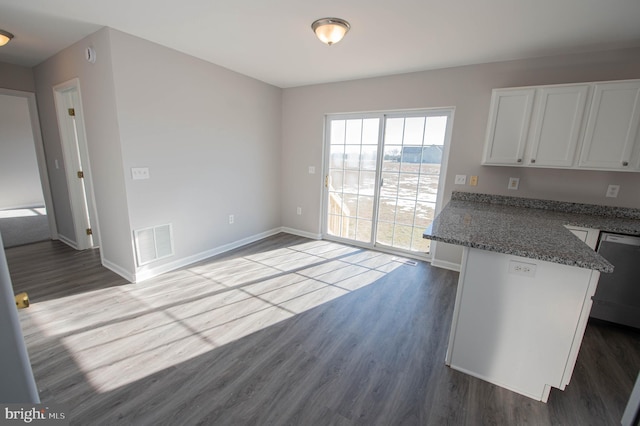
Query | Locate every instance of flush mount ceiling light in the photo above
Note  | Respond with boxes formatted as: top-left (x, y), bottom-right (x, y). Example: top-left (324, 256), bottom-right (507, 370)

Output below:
top-left (0, 29), bottom-right (14, 47)
top-left (311, 18), bottom-right (350, 46)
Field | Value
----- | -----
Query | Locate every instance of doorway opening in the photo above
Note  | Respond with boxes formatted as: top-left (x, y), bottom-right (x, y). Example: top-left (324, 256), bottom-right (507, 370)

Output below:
top-left (323, 109), bottom-right (453, 259)
top-left (0, 89), bottom-right (57, 248)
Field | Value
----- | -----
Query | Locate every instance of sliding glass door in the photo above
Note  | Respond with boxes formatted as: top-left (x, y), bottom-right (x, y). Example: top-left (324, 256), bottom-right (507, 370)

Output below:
top-left (324, 110), bottom-right (452, 257)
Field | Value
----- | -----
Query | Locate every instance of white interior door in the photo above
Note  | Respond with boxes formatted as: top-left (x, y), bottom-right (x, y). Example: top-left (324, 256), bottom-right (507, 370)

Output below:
top-left (53, 79), bottom-right (100, 250)
top-left (324, 109), bottom-right (453, 257)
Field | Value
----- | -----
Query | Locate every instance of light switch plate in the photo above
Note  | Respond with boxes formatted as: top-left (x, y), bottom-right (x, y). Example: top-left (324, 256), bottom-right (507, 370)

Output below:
top-left (132, 167), bottom-right (150, 180)
top-left (469, 176), bottom-right (478, 186)
top-left (455, 175), bottom-right (467, 185)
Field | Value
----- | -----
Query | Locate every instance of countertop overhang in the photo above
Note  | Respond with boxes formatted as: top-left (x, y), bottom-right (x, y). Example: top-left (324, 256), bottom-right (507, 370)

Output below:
top-left (424, 192), bottom-right (640, 273)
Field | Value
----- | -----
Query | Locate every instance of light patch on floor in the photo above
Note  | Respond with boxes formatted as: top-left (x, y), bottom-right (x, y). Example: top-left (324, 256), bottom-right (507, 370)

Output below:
top-left (0, 207), bottom-right (46, 218)
top-left (24, 240), bottom-right (403, 392)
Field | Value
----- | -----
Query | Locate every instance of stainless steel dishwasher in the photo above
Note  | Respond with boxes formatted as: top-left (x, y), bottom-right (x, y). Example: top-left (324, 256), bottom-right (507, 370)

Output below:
top-left (591, 233), bottom-right (640, 329)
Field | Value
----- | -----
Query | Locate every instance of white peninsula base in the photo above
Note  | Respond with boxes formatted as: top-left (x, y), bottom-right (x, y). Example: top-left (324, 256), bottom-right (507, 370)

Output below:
top-left (446, 247), bottom-right (600, 402)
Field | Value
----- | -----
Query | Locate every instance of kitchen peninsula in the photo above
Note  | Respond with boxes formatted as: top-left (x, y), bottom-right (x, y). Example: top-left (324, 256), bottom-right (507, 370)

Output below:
top-left (424, 191), bottom-right (640, 402)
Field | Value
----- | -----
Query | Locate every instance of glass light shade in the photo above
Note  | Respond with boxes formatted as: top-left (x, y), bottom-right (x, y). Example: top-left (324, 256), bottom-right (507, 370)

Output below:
top-left (0, 30), bottom-right (14, 47)
top-left (312, 18), bottom-right (350, 45)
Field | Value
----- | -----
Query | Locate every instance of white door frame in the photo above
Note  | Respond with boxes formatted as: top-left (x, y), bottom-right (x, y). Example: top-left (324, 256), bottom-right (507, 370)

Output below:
top-left (53, 78), bottom-right (100, 250)
top-left (0, 88), bottom-right (58, 239)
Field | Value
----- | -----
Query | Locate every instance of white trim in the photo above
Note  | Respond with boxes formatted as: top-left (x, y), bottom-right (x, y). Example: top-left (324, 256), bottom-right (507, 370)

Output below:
top-left (52, 78), bottom-right (101, 251)
top-left (133, 227), bottom-right (284, 283)
top-left (280, 227), bottom-right (322, 240)
top-left (57, 233), bottom-right (78, 250)
top-left (102, 258), bottom-right (135, 283)
top-left (430, 258), bottom-right (461, 272)
top-left (110, 226), bottom-right (446, 284)
top-left (0, 88), bottom-right (57, 240)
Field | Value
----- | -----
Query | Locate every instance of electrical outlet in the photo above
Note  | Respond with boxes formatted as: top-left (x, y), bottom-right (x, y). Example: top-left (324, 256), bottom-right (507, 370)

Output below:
top-left (509, 260), bottom-right (536, 277)
top-left (455, 175), bottom-right (467, 185)
top-left (606, 184), bottom-right (620, 198)
top-left (308, 166), bottom-right (315, 174)
top-left (131, 167), bottom-right (150, 180)
top-left (228, 214), bottom-right (234, 224)
top-left (469, 176), bottom-right (478, 186)
top-left (508, 177), bottom-right (519, 190)
top-left (297, 207), bottom-right (302, 215)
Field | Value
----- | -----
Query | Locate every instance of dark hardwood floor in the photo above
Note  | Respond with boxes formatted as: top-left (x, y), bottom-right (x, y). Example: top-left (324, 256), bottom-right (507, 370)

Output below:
top-left (6, 233), bottom-right (640, 425)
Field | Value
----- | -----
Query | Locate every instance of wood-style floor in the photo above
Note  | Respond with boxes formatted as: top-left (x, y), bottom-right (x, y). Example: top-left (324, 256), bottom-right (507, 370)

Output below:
top-left (6, 233), bottom-right (640, 425)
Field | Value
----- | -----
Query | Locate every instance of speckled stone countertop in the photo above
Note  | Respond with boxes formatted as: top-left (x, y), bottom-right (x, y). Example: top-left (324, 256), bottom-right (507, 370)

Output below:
top-left (423, 192), bottom-right (640, 273)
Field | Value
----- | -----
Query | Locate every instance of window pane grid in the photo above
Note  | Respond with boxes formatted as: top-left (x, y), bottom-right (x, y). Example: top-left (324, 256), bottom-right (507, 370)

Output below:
top-left (376, 116), bottom-right (444, 253)
top-left (327, 118), bottom-right (379, 242)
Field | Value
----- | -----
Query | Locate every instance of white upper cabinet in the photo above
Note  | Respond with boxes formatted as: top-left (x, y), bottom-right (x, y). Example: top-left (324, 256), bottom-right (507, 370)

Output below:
top-left (482, 79), bottom-right (640, 172)
top-left (482, 89), bottom-right (535, 165)
top-left (578, 81), bottom-right (640, 171)
top-left (527, 85), bottom-right (589, 168)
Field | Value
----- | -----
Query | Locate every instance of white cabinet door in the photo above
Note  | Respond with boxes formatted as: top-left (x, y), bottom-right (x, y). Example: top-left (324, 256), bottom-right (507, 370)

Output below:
top-left (527, 85), bottom-right (589, 167)
top-left (482, 89), bottom-right (535, 165)
top-left (579, 81), bottom-right (640, 170)
top-left (447, 248), bottom-right (598, 402)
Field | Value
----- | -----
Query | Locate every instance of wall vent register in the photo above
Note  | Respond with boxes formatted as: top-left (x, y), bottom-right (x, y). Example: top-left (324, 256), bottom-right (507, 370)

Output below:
top-left (134, 224), bottom-right (174, 266)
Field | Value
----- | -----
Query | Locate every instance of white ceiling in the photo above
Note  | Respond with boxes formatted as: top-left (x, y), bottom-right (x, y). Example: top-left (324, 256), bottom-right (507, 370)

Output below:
top-left (1, 0), bottom-right (640, 88)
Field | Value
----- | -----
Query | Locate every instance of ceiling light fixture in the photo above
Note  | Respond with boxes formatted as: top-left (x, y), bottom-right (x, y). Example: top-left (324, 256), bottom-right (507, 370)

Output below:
top-left (311, 18), bottom-right (350, 46)
top-left (0, 29), bottom-right (14, 47)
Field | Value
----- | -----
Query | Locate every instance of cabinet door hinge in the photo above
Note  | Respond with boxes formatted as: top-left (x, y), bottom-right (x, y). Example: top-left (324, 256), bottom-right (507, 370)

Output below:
top-left (86, 228), bottom-right (93, 236)
top-left (68, 108), bottom-right (75, 117)
top-left (77, 171), bottom-right (84, 179)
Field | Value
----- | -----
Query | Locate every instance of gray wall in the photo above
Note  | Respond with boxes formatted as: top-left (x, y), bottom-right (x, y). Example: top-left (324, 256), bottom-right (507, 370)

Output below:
top-left (35, 28), bottom-right (282, 280)
top-left (281, 47), bottom-right (640, 265)
top-left (34, 28), bottom-right (130, 271)
top-left (0, 94), bottom-right (44, 209)
top-left (108, 29), bottom-right (282, 277)
top-left (0, 62), bottom-right (35, 92)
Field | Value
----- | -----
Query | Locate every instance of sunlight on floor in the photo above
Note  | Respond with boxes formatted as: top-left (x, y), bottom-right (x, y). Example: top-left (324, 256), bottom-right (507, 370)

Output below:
top-left (24, 240), bottom-right (409, 393)
top-left (0, 207), bottom-right (46, 218)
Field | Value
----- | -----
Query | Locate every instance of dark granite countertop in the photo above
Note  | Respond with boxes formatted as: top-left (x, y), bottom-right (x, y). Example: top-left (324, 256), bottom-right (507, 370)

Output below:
top-left (423, 192), bottom-right (640, 273)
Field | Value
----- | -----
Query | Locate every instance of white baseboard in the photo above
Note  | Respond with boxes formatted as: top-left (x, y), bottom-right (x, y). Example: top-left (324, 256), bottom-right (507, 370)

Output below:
top-left (101, 226), bottom-right (455, 284)
top-left (102, 258), bottom-right (135, 283)
top-left (57, 234), bottom-right (78, 250)
top-left (430, 258), bottom-right (461, 272)
top-left (280, 227), bottom-right (322, 240)
top-left (133, 227), bottom-right (283, 283)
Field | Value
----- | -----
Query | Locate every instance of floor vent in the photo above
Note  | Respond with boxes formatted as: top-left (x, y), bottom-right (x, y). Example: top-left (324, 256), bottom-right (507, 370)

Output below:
top-left (134, 224), bottom-right (174, 266)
